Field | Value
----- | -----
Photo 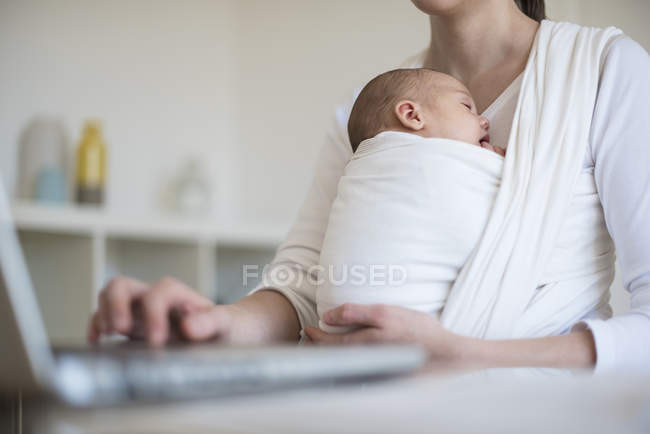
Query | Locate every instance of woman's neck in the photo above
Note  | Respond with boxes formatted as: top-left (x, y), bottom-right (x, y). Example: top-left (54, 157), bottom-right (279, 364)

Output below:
top-left (426, 1), bottom-right (539, 85)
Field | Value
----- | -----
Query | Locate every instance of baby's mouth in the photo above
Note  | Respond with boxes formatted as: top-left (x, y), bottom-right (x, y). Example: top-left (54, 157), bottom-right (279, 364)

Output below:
top-left (479, 133), bottom-right (490, 147)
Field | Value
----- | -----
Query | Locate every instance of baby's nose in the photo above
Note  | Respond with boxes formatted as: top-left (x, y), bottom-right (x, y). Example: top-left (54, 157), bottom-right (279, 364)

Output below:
top-left (479, 116), bottom-right (490, 130)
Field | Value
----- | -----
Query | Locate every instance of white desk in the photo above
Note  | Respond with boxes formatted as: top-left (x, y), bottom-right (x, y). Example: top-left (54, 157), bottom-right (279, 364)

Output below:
top-left (23, 371), bottom-right (650, 434)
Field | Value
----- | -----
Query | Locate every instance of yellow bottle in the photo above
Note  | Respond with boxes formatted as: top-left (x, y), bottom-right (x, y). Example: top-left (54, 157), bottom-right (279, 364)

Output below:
top-left (75, 120), bottom-right (106, 204)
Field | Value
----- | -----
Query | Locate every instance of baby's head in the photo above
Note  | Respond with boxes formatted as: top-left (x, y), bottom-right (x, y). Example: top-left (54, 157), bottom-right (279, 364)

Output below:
top-left (347, 68), bottom-right (490, 152)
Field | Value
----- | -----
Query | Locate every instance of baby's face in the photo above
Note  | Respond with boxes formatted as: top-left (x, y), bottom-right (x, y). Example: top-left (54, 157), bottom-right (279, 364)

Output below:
top-left (419, 73), bottom-right (490, 147)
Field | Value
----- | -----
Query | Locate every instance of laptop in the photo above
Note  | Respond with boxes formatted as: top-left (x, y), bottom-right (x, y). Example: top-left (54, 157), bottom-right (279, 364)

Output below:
top-left (0, 178), bottom-right (426, 407)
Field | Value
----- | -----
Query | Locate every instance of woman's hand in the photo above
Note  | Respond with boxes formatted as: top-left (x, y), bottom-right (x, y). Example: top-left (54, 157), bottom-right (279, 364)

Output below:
top-left (304, 303), bottom-right (467, 369)
top-left (305, 303), bottom-right (598, 371)
top-left (88, 276), bottom-right (299, 346)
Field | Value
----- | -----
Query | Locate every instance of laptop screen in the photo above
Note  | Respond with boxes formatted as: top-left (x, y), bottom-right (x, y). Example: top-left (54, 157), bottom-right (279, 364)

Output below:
top-left (0, 177), bottom-right (56, 392)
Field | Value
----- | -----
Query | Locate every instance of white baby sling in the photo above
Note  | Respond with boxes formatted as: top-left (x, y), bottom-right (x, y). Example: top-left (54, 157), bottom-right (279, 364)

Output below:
top-left (439, 20), bottom-right (624, 340)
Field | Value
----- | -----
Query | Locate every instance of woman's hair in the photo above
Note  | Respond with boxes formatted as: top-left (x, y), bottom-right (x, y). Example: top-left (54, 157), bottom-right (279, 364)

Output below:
top-left (514, 0), bottom-right (546, 22)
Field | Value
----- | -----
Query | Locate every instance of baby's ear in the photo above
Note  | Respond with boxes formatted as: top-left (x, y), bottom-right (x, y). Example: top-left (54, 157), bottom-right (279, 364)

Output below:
top-left (395, 100), bottom-right (425, 131)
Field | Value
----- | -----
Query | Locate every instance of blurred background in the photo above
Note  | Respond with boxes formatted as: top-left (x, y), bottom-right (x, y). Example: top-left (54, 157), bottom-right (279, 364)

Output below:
top-left (0, 0), bottom-right (648, 343)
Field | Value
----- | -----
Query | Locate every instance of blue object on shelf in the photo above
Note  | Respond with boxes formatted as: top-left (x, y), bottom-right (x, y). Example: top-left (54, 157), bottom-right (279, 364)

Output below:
top-left (35, 167), bottom-right (67, 204)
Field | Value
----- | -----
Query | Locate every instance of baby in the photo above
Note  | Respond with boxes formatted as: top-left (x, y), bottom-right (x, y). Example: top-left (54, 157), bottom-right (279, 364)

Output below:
top-left (348, 68), bottom-right (505, 156)
top-left (316, 68), bottom-right (506, 334)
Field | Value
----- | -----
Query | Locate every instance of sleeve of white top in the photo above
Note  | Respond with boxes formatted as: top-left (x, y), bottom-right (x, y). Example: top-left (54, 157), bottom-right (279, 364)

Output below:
top-left (572, 36), bottom-right (650, 374)
top-left (245, 93), bottom-right (355, 335)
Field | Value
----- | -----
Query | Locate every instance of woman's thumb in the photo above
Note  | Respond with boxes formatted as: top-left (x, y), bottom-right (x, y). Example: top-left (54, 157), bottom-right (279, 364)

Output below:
top-left (181, 307), bottom-right (230, 341)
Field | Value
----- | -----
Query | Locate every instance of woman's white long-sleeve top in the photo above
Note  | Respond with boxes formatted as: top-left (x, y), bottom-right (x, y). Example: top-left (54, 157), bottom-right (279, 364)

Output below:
top-left (248, 36), bottom-right (650, 374)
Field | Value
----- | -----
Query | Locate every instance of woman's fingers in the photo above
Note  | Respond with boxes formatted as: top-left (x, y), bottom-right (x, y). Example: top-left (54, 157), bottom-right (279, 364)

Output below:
top-left (139, 277), bottom-right (204, 345)
top-left (92, 274), bottom-right (216, 345)
top-left (99, 276), bottom-right (147, 336)
top-left (304, 325), bottom-right (380, 345)
top-left (87, 311), bottom-right (102, 343)
top-left (322, 303), bottom-right (388, 328)
top-left (180, 306), bottom-right (232, 341)
top-left (303, 326), bottom-right (332, 343)
top-left (140, 289), bottom-right (171, 346)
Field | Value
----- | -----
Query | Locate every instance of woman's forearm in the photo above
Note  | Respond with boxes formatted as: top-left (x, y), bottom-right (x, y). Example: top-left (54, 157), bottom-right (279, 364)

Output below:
top-left (457, 329), bottom-right (597, 370)
top-left (232, 289), bottom-right (301, 342)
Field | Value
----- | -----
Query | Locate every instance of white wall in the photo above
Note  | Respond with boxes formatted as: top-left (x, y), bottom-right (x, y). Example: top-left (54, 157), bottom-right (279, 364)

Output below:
top-left (0, 0), bottom-right (240, 221)
top-left (547, 0), bottom-right (650, 49)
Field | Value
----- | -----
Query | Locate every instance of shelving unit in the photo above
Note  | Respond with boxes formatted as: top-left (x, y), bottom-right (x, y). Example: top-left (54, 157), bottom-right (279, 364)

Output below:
top-left (12, 201), bottom-right (283, 343)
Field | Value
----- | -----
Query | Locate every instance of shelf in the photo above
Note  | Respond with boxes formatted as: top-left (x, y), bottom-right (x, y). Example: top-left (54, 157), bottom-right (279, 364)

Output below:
top-left (12, 201), bottom-right (103, 236)
top-left (11, 201), bottom-right (286, 247)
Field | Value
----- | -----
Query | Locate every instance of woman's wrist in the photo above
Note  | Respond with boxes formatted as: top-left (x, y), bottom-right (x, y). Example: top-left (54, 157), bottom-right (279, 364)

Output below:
top-left (451, 329), bottom-right (597, 370)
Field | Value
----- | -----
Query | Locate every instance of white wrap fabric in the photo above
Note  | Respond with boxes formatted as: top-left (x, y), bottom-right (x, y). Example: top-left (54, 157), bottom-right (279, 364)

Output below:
top-left (317, 134), bottom-right (510, 334)
top-left (317, 21), bottom-right (623, 341)
top-left (440, 20), bottom-right (623, 340)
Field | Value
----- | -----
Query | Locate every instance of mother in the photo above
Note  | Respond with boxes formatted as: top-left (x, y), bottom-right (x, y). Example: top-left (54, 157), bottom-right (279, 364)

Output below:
top-left (89, 0), bottom-right (650, 373)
